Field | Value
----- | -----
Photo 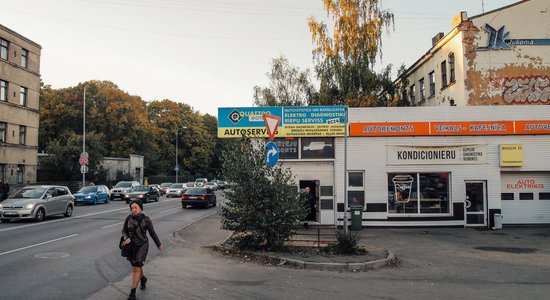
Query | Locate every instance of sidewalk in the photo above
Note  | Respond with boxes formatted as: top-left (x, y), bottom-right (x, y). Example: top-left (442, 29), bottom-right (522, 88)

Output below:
top-left (88, 212), bottom-right (232, 300)
top-left (88, 215), bottom-right (550, 300)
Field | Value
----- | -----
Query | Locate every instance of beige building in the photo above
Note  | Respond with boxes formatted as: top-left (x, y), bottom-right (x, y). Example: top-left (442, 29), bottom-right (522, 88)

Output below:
top-left (0, 24), bottom-right (41, 185)
top-left (402, 0), bottom-right (550, 107)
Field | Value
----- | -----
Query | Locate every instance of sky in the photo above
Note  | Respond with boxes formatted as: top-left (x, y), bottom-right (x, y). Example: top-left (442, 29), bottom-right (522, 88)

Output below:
top-left (0, 0), bottom-right (519, 116)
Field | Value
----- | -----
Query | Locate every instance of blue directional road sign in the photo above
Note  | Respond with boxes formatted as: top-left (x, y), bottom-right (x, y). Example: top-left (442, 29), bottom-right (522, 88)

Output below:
top-left (264, 141), bottom-right (279, 168)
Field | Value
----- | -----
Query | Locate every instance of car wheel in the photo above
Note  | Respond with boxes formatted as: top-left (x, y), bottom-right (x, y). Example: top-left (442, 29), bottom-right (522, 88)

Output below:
top-left (145, 196), bottom-right (149, 203)
top-left (94, 197), bottom-right (98, 205)
top-left (35, 208), bottom-right (45, 222)
top-left (126, 200), bottom-right (130, 204)
top-left (64, 205), bottom-right (73, 217)
top-left (110, 195), bottom-right (114, 201)
top-left (105, 198), bottom-right (110, 204)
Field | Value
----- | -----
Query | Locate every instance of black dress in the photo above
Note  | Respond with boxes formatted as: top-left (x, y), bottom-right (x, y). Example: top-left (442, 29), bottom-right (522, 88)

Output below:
top-left (122, 213), bottom-right (161, 265)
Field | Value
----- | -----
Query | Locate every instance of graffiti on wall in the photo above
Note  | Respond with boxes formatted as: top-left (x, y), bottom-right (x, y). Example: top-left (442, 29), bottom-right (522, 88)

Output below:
top-left (500, 76), bottom-right (550, 104)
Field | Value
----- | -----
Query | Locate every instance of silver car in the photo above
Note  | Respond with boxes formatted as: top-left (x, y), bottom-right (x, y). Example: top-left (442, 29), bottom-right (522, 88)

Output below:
top-left (166, 183), bottom-right (186, 198)
top-left (0, 185), bottom-right (75, 222)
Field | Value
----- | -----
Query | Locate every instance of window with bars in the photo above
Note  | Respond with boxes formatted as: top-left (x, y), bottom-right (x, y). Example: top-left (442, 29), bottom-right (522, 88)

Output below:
top-left (449, 53), bottom-right (456, 83)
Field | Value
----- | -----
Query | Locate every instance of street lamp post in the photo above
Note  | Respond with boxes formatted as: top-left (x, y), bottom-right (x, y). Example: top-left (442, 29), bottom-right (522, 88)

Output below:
top-left (175, 127), bottom-right (187, 183)
top-left (82, 83), bottom-right (91, 187)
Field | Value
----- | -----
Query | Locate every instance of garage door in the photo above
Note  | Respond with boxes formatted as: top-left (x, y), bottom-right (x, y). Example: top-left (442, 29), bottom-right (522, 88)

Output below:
top-left (501, 172), bottom-right (550, 224)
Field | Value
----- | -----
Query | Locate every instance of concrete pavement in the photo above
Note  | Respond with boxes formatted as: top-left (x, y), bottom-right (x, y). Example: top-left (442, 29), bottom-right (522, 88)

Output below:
top-left (88, 212), bottom-right (550, 300)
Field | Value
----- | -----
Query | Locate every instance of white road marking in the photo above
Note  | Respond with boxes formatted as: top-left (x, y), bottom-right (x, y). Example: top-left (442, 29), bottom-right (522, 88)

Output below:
top-left (101, 222), bottom-right (124, 229)
top-left (0, 234), bottom-right (78, 257)
top-left (159, 208), bottom-right (180, 214)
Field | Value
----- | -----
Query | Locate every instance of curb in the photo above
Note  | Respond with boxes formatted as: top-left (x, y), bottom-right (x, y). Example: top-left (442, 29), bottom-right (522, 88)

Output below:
top-left (264, 250), bottom-right (395, 272)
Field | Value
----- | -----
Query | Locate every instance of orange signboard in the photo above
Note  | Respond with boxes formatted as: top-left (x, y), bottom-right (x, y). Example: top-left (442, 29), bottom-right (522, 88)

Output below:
top-left (515, 120), bottom-right (550, 135)
top-left (349, 122), bottom-right (430, 136)
top-left (430, 121), bottom-right (514, 135)
top-left (351, 120), bottom-right (550, 136)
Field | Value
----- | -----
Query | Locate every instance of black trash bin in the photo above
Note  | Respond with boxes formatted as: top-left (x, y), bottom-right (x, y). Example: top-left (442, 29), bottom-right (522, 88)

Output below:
top-left (350, 205), bottom-right (363, 231)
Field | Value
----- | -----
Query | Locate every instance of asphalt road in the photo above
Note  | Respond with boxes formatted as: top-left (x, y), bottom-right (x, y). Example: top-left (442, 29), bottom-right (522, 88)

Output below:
top-left (0, 192), bottom-right (221, 300)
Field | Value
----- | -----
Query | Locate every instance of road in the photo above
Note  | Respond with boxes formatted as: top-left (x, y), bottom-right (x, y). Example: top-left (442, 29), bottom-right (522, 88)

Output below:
top-left (0, 192), bottom-right (221, 300)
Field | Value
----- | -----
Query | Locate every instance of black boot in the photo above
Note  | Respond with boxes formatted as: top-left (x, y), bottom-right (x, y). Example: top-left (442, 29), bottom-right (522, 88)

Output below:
top-left (140, 276), bottom-right (147, 290)
top-left (128, 288), bottom-right (136, 300)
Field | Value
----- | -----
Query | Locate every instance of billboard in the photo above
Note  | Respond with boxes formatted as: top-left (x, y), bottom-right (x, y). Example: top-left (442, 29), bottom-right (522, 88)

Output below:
top-left (218, 106), bottom-right (347, 138)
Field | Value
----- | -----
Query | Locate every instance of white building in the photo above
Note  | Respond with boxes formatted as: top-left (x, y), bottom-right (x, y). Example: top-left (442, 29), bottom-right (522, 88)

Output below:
top-left (402, 0), bottom-right (550, 107)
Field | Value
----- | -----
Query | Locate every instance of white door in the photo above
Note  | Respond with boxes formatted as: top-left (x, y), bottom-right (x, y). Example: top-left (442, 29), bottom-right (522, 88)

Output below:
top-left (465, 181), bottom-right (487, 227)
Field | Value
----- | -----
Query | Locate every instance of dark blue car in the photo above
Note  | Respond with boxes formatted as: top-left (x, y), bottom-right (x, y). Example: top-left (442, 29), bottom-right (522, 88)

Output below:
top-left (74, 185), bottom-right (110, 205)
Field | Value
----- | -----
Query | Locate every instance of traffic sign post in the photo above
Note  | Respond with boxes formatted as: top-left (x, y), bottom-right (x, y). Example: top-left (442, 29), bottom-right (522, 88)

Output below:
top-left (263, 114), bottom-right (280, 141)
top-left (80, 165), bottom-right (89, 174)
top-left (264, 141), bottom-right (279, 168)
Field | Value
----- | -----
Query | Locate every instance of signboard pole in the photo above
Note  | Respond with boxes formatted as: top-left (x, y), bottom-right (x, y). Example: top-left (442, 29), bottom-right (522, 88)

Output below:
top-left (343, 106), bottom-right (349, 235)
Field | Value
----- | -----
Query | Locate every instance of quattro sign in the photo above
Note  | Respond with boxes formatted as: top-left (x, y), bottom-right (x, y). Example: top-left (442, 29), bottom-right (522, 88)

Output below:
top-left (218, 106), bottom-right (347, 138)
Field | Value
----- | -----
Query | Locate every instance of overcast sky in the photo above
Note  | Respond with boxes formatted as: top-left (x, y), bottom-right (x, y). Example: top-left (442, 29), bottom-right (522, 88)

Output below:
top-left (0, 0), bottom-right (518, 116)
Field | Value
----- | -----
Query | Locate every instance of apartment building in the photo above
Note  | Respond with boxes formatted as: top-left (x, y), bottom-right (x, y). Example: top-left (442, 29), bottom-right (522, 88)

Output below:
top-left (0, 24), bottom-right (41, 186)
top-left (402, 0), bottom-right (550, 107)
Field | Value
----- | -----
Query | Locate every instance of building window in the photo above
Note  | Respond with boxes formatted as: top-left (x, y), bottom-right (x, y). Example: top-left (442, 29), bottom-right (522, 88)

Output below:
top-left (441, 60), bottom-right (447, 87)
top-left (429, 71), bottom-right (435, 96)
top-left (419, 78), bottom-right (425, 101)
top-left (0, 38), bottom-right (8, 60)
top-left (16, 165), bottom-right (24, 184)
top-left (19, 125), bottom-right (26, 145)
top-left (388, 173), bottom-right (450, 214)
top-left (20, 87), bottom-right (27, 106)
top-left (409, 85), bottom-right (416, 105)
top-left (274, 137), bottom-right (298, 159)
top-left (21, 48), bottom-right (29, 68)
top-left (519, 193), bottom-right (534, 200)
top-left (0, 122), bottom-right (6, 142)
top-left (449, 53), bottom-right (455, 83)
top-left (301, 137), bottom-right (334, 159)
top-left (501, 193), bottom-right (514, 200)
top-left (348, 171), bottom-right (364, 208)
top-left (0, 164), bottom-right (5, 180)
top-left (0, 80), bottom-right (7, 101)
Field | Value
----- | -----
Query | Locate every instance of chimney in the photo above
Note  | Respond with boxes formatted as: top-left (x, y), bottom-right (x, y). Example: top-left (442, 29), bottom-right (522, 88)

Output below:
top-left (432, 32), bottom-right (445, 46)
top-left (452, 11), bottom-right (468, 27)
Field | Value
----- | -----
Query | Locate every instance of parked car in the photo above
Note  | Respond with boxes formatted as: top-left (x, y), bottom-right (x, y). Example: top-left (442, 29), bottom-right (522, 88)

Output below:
top-left (181, 187), bottom-right (217, 208)
top-left (74, 185), bottom-right (110, 205)
top-left (194, 178), bottom-right (208, 187)
top-left (0, 185), bottom-right (74, 222)
top-left (110, 181), bottom-right (140, 200)
top-left (204, 181), bottom-right (218, 191)
top-left (166, 183), bottom-right (186, 198)
top-left (159, 182), bottom-right (172, 195)
top-left (123, 185), bottom-right (160, 204)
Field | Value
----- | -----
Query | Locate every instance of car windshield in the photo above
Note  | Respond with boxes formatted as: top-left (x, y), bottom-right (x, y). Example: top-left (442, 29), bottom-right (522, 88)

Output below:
top-left (170, 183), bottom-right (183, 188)
top-left (195, 178), bottom-right (206, 183)
top-left (131, 186), bottom-right (149, 192)
top-left (13, 187), bottom-right (47, 198)
top-left (185, 188), bottom-right (206, 195)
top-left (78, 186), bottom-right (98, 193)
top-left (160, 183), bottom-right (172, 187)
top-left (115, 182), bottom-right (133, 188)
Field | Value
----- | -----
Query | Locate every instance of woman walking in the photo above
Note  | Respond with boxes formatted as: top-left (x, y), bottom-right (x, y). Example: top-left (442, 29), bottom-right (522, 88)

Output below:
top-left (121, 200), bottom-right (163, 300)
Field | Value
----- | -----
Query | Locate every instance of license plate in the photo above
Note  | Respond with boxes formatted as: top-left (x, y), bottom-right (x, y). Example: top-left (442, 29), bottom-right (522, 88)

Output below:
top-left (4, 211), bottom-right (16, 215)
top-left (189, 196), bottom-right (197, 199)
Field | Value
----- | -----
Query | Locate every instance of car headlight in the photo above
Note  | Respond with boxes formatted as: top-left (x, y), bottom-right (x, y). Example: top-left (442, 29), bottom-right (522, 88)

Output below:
top-left (138, 194), bottom-right (144, 198)
top-left (85, 195), bottom-right (92, 199)
top-left (0, 203), bottom-right (3, 209)
top-left (25, 203), bottom-right (35, 209)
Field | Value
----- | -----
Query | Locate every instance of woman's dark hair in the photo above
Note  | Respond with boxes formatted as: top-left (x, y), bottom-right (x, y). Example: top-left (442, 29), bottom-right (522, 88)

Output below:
top-left (129, 199), bottom-right (143, 210)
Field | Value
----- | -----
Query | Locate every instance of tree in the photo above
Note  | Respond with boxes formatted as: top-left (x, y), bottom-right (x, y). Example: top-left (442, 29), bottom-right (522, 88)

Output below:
top-left (220, 138), bottom-right (305, 251)
top-left (253, 55), bottom-right (317, 107)
top-left (308, 0), bottom-right (394, 106)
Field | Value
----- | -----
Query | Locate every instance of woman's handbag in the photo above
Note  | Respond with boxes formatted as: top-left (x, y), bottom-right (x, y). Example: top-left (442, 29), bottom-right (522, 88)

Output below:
top-left (119, 236), bottom-right (130, 257)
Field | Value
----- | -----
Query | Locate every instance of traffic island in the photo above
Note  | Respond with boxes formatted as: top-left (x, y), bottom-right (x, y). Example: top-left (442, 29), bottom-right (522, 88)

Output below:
top-left (210, 244), bottom-right (398, 272)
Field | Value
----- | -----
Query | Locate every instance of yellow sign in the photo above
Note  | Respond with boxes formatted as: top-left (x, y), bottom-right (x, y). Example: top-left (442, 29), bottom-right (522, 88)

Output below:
top-left (500, 144), bottom-right (523, 167)
top-left (218, 127), bottom-right (281, 138)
